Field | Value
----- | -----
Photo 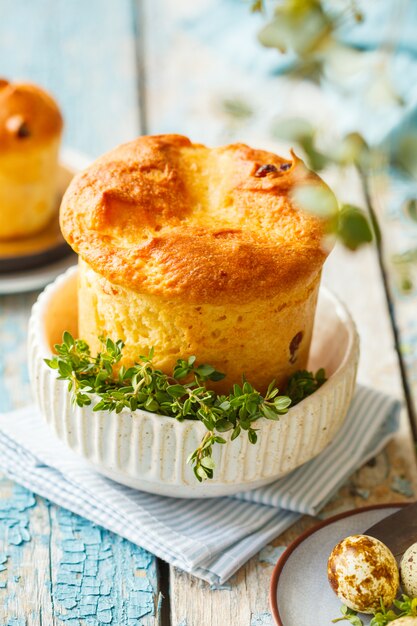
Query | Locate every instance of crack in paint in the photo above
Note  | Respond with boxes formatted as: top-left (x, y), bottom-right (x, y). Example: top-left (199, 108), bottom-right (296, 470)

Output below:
top-left (53, 508), bottom-right (156, 624)
top-left (0, 483), bottom-right (35, 549)
top-left (0, 483), bottom-right (37, 622)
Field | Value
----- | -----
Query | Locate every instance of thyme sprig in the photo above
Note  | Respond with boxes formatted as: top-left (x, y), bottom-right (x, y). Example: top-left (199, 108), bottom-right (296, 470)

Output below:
top-left (46, 332), bottom-right (325, 481)
top-left (333, 596), bottom-right (417, 626)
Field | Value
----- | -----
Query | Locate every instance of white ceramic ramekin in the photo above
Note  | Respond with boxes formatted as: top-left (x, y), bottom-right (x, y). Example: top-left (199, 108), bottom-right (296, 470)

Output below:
top-left (28, 266), bottom-right (359, 498)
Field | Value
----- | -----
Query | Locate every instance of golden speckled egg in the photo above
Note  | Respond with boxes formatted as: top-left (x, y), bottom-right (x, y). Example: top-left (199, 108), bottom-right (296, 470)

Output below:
top-left (327, 534), bottom-right (399, 614)
top-left (390, 618), bottom-right (417, 625)
top-left (401, 542), bottom-right (417, 597)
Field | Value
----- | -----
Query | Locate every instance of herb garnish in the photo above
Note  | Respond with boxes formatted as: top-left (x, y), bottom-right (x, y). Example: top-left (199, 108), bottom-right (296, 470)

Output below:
top-left (285, 368), bottom-right (326, 405)
top-left (45, 332), bottom-right (326, 481)
top-left (333, 596), bottom-right (417, 626)
top-left (332, 605), bottom-right (364, 626)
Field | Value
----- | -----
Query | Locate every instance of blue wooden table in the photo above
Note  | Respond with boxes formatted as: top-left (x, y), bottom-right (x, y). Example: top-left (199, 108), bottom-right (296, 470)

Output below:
top-left (1, 2), bottom-right (417, 625)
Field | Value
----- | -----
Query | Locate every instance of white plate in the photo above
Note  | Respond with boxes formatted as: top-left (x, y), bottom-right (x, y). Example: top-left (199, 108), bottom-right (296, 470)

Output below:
top-left (0, 257), bottom-right (77, 295)
top-left (0, 149), bottom-right (90, 295)
top-left (270, 504), bottom-right (405, 626)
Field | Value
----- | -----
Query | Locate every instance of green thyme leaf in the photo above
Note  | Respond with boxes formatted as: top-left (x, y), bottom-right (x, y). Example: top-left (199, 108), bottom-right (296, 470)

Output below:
top-left (285, 369), bottom-right (327, 405)
top-left (334, 595), bottom-right (417, 626)
top-left (394, 594), bottom-right (417, 617)
top-left (337, 204), bottom-right (373, 251)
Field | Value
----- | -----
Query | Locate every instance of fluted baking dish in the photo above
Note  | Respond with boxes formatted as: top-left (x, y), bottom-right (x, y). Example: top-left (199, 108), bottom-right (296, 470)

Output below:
top-left (28, 266), bottom-right (359, 498)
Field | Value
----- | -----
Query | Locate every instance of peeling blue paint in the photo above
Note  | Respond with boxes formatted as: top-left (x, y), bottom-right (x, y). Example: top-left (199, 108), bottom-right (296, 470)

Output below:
top-left (52, 508), bottom-right (156, 624)
top-left (0, 552), bottom-right (8, 573)
top-left (0, 481), bottom-right (35, 595)
top-left (258, 545), bottom-right (287, 565)
top-left (251, 611), bottom-right (274, 625)
top-left (177, 620), bottom-right (187, 626)
top-left (0, 483), bottom-right (35, 549)
top-left (391, 475), bottom-right (415, 497)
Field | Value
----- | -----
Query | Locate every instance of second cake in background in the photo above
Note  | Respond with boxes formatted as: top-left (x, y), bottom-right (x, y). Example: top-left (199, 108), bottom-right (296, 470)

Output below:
top-left (0, 80), bottom-right (63, 240)
top-left (60, 134), bottom-right (333, 393)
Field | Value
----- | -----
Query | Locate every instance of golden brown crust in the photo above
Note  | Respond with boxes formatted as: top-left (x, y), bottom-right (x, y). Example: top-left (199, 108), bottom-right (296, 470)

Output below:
top-left (61, 134), bottom-right (331, 304)
top-left (0, 79), bottom-right (63, 152)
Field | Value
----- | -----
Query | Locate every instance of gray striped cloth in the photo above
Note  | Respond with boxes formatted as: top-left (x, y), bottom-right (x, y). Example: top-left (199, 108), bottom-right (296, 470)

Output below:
top-left (0, 385), bottom-right (400, 584)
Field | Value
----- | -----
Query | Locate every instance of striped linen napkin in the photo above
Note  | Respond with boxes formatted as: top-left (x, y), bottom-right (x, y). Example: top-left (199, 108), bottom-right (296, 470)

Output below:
top-left (0, 385), bottom-right (399, 584)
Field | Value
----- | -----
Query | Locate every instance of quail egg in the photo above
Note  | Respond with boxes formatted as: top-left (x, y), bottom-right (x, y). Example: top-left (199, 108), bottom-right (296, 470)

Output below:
top-left (401, 542), bottom-right (417, 597)
top-left (327, 534), bottom-right (399, 614)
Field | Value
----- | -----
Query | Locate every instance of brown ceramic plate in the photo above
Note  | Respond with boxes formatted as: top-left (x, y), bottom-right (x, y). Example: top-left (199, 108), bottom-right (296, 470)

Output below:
top-left (269, 503), bottom-right (406, 626)
top-left (0, 162), bottom-right (76, 273)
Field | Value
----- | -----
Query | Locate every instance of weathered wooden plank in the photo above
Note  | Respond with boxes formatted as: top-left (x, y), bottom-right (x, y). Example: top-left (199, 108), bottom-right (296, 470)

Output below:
top-left (0, 290), bottom-right (162, 625)
top-left (0, 2), bottom-right (162, 622)
top-left (0, 0), bottom-right (140, 157)
top-left (143, 2), bottom-right (417, 624)
top-left (0, 295), bottom-right (57, 625)
top-left (0, 482), bottom-right (57, 626)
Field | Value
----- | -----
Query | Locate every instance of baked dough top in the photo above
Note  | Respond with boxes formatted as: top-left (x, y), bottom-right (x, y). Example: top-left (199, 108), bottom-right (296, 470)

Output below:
top-left (0, 80), bottom-right (63, 152)
top-left (61, 134), bottom-right (332, 303)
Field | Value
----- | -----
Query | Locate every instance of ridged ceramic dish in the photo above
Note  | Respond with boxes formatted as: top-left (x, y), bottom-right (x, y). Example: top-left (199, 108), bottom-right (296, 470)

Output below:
top-left (28, 266), bottom-right (359, 498)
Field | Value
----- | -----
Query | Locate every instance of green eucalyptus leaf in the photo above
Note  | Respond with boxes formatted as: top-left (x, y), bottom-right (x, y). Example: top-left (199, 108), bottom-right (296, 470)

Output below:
top-left (333, 132), bottom-right (369, 168)
top-left (222, 98), bottom-right (253, 120)
top-left (391, 133), bottom-right (417, 179)
top-left (338, 204), bottom-right (373, 251)
top-left (403, 198), bottom-right (417, 223)
top-left (292, 183), bottom-right (338, 219)
top-left (258, 3), bottom-right (332, 57)
top-left (271, 117), bottom-right (314, 143)
top-left (251, 0), bottom-right (263, 13)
